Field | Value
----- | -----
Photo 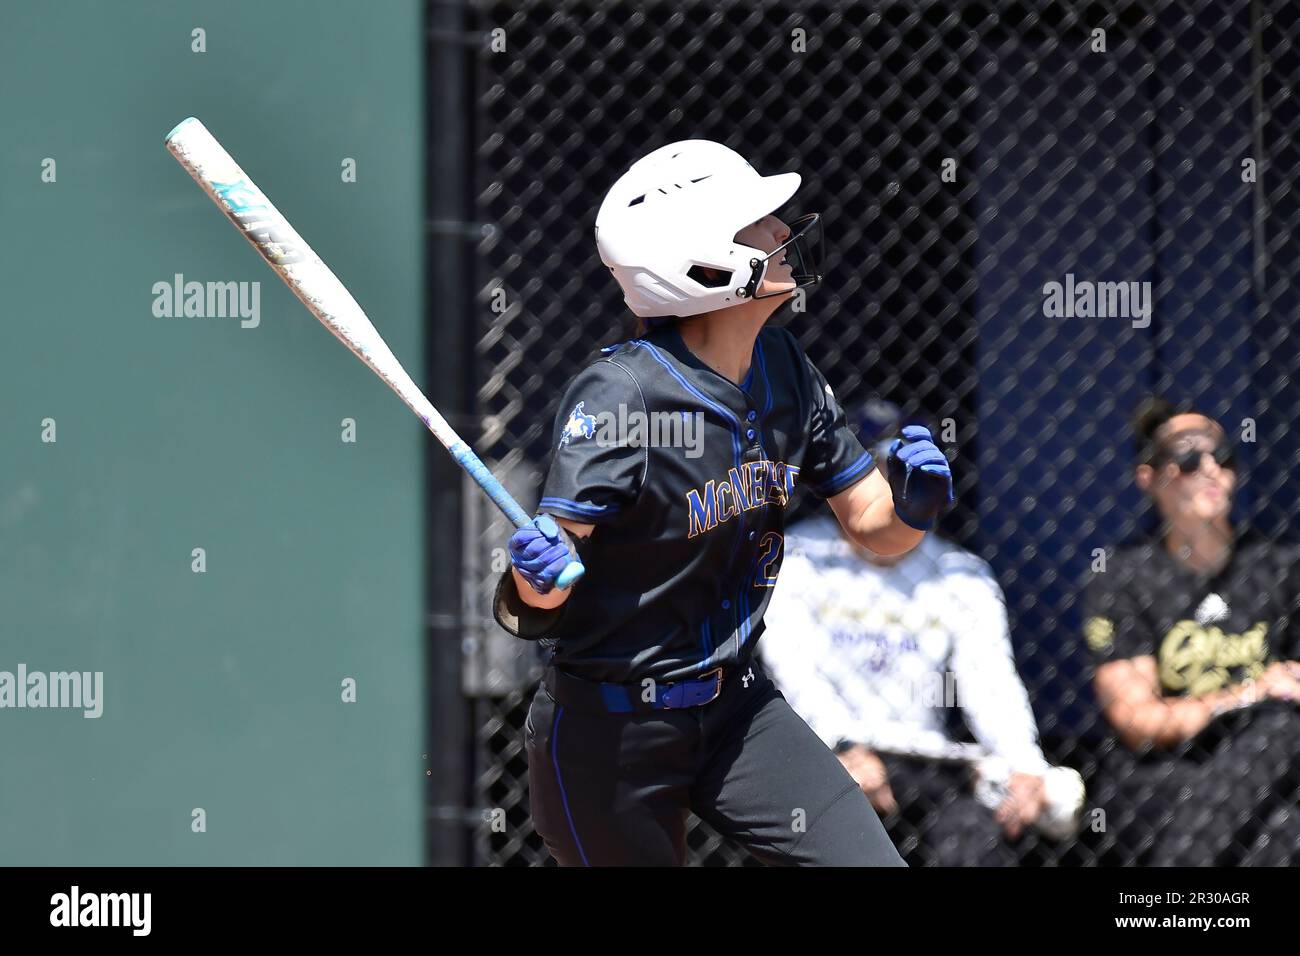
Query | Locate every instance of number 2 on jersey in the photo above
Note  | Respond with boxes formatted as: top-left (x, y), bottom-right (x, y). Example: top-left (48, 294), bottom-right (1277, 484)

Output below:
top-left (753, 532), bottom-right (783, 588)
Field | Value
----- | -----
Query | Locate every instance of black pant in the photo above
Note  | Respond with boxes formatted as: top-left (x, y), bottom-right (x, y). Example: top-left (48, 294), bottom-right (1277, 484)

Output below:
top-left (525, 663), bottom-right (905, 866)
top-left (879, 755), bottom-right (1020, 867)
top-left (1108, 702), bottom-right (1300, 866)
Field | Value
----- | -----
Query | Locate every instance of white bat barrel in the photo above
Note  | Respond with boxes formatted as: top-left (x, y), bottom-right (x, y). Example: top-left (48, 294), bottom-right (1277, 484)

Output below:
top-left (164, 117), bottom-right (582, 586)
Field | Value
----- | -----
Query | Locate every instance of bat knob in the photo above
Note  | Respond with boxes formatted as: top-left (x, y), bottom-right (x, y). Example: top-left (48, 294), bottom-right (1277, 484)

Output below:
top-left (555, 561), bottom-right (586, 590)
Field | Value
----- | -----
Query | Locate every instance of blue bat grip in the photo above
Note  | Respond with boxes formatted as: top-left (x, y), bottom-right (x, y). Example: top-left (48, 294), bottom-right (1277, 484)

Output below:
top-left (448, 440), bottom-right (586, 589)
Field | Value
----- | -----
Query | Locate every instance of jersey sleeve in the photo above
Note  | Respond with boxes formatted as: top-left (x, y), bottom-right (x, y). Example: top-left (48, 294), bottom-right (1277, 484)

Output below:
top-left (797, 349), bottom-right (874, 499)
top-left (537, 359), bottom-right (646, 524)
top-left (943, 553), bottom-right (1048, 774)
top-left (1082, 554), bottom-right (1148, 665)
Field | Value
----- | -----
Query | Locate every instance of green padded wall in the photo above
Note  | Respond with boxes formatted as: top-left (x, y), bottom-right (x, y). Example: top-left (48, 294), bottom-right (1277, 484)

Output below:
top-left (0, 0), bottom-right (424, 864)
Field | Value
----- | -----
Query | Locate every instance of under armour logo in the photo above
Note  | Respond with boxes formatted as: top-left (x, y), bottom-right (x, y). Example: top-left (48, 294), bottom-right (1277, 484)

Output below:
top-left (741, 667), bottom-right (755, 689)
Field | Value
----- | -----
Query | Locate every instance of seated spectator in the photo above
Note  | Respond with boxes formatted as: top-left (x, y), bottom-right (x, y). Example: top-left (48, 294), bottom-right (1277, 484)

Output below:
top-left (1086, 397), bottom-right (1300, 866)
top-left (763, 401), bottom-right (1083, 866)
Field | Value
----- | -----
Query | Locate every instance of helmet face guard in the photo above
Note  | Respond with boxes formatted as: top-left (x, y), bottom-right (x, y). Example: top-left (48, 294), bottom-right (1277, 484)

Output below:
top-left (737, 213), bottom-right (823, 301)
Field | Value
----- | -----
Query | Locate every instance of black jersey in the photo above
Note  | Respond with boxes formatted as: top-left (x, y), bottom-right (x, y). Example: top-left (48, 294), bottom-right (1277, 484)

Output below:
top-left (1083, 535), bottom-right (1300, 697)
top-left (530, 323), bottom-right (873, 684)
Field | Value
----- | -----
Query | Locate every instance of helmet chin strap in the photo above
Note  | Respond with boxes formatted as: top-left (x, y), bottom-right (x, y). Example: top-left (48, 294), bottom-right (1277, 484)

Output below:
top-left (735, 212), bottom-right (823, 301)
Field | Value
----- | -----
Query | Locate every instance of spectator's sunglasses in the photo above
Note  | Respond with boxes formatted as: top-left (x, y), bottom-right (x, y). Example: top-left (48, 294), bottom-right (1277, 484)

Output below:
top-left (1154, 442), bottom-right (1236, 474)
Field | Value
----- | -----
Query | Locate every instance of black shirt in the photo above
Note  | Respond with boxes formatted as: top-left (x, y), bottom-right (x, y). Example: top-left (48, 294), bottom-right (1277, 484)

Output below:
top-left (530, 323), bottom-right (872, 683)
top-left (1083, 535), bottom-right (1300, 697)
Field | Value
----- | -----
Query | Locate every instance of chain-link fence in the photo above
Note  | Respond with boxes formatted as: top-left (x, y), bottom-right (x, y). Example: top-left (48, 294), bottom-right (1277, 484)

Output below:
top-left (442, 0), bottom-right (1300, 865)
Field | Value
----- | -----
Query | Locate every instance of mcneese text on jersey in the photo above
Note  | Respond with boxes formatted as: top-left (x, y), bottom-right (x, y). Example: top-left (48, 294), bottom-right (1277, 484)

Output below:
top-left (685, 460), bottom-right (801, 538)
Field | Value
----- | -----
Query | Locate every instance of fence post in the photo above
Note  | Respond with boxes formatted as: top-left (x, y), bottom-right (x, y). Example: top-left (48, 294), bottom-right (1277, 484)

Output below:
top-left (425, 0), bottom-right (475, 867)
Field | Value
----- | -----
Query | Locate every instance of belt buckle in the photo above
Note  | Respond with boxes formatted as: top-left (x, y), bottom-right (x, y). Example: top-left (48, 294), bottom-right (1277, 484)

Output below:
top-left (693, 667), bottom-right (725, 707)
top-left (658, 667), bottom-right (725, 710)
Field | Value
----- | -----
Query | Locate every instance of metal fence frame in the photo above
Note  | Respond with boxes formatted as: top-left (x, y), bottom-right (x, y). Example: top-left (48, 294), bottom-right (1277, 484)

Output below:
top-left (423, 0), bottom-right (1300, 866)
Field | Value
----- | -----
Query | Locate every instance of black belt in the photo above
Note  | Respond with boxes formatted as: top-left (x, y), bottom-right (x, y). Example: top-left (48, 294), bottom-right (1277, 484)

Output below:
top-left (544, 666), bottom-right (725, 714)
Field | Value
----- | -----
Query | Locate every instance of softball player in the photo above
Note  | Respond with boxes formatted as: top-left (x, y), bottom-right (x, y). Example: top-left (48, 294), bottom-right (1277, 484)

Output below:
top-left (492, 140), bottom-right (954, 866)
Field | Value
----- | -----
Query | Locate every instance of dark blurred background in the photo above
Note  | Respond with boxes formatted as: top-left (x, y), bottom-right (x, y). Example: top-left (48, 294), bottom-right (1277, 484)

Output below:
top-left (449, 0), bottom-right (1300, 866)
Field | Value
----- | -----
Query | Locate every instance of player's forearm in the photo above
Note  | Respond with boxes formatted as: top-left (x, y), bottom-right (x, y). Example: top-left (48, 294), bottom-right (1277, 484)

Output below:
top-left (511, 567), bottom-right (572, 609)
top-left (845, 493), bottom-right (925, 556)
top-left (1113, 686), bottom-right (1247, 750)
top-left (829, 439), bottom-right (950, 553)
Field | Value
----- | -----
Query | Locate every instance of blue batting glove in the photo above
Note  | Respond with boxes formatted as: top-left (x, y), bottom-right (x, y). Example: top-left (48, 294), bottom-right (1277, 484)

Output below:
top-left (885, 425), bottom-right (955, 531)
top-left (508, 514), bottom-right (575, 595)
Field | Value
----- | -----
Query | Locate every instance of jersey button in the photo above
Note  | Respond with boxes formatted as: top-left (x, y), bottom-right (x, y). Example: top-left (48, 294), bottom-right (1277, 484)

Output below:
top-left (745, 428), bottom-right (757, 442)
top-left (746, 410), bottom-right (757, 422)
top-left (748, 531), bottom-right (756, 541)
top-left (721, 600), bottom-right (731, 610)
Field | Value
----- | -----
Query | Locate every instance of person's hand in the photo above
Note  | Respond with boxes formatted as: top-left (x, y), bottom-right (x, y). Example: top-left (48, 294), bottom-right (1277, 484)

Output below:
top-left (1252, 662), bottom-right (1300, 703)
top-left (885, 425), bottom-right (955, 531)
top-left (995, 773), bottom-right (1046, 840)
top-left (837, 745), bottom-right (897, 815)
top-left (508, 515), bottom-right (576, 595)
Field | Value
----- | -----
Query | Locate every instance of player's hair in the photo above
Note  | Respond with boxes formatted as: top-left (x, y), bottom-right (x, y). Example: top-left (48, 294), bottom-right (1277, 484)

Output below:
top-left (1132, 395), bottom-right (1200, 464)
top-left (628, 265), bottom-right (729, 337)
top-left (630, 315), bottom-right (680, 338)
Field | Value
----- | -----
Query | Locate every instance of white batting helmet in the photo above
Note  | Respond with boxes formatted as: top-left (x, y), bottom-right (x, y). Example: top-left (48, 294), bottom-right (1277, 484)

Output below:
top-left (594, 140), bottom-right (822, 318)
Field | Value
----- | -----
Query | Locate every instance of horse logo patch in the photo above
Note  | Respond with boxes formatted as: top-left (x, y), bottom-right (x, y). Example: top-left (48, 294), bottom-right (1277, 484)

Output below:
top-left (560, 401), bottom-right (598, 447)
